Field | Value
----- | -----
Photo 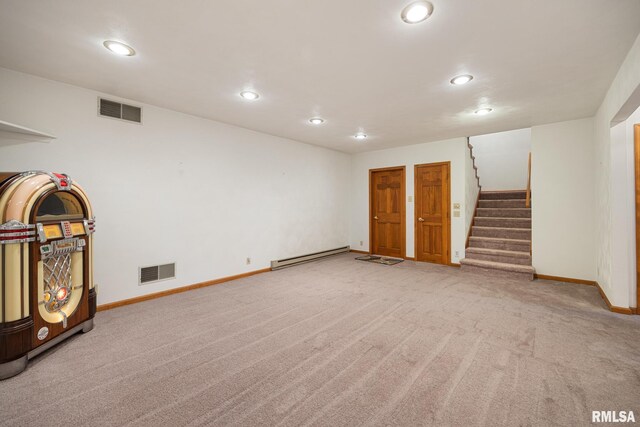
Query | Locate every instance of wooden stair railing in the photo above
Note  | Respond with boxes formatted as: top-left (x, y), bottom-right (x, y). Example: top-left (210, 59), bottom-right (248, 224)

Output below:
top-left (467, 139), bottom-right (481, 189)
top-left (466, 138), bottom-right (481, 249)
top-left (526, 152), bottom-right (531, 208)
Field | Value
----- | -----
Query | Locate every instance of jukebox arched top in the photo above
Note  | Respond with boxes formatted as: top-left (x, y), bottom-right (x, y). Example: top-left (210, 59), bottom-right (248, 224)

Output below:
top-left (36, 190), bottom-right (86, 221)
top-left (1, 171), bottom-right (93, 225)
top-left (0, 171), bottom-right (97, 380)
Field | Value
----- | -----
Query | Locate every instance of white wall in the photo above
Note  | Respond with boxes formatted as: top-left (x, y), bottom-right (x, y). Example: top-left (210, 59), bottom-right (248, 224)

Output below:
top-left (465, 142), bottom-right (480, 237)
top-left (350, 138), bottom-right (468, 262)
top-left (0, 68), bottom-right (351, 305)
top-left (609, 106), bottom-right (639, 308)
top-left (594, 32), bottom-right (640, 308)
top-left (531, 118), bottom-right (596, 281)
top-left (470, 128), bottom-right (531, 191)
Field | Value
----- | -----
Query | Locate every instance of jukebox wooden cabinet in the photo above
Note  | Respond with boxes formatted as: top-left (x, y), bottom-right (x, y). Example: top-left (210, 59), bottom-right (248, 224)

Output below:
top-left (0, 171), bottom-right (96, 379)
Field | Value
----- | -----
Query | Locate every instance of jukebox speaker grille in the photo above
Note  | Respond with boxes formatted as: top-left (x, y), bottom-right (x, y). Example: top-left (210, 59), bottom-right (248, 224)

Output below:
top-left (42, 254), bottom-right (72, 313)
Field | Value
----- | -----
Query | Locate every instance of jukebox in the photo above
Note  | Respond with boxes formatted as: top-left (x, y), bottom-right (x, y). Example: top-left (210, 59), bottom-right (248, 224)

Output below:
top-left (0, 171), bottom-right (96, 379)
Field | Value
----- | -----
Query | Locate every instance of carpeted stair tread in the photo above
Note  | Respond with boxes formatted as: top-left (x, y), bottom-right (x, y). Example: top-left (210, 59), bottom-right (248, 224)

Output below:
top-left (476, 208), bottom-right (531, 212)
top-left (468, 236), bottom-right (531, 252)
top-left (465, 247), bottom-right (532, 265)
top-left (473, 217), bottom-right (531, 228)
top-left (469, 236), bottom-right (531, 252)
top-left (479, 190), bottom-right (527, 200)
top-left (472, 226), bottom-right (531, 232)
top-left (469, 236), bottom-right (531, 244)
top-left (478, 199), bottom-right (527, 208)
top-left (459, 258), bottom-right (535, 274)
top-left (466, 247), bottom-right (530, 258)
top-left (475, 216), bottom-right (531, 219)
top-left (471, 226), bottom-right (531, 239)
top-left (476, 208), bottom-right (531, 218)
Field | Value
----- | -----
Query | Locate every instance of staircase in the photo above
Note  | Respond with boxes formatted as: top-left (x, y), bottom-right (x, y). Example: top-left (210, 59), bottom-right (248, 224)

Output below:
top-left (460, 190), bottom-right (535, 280)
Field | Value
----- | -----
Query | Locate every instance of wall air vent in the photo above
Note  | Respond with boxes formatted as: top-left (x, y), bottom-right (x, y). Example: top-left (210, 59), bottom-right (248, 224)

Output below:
top-left (139, 263), bottom-right (176, 285)
top-left (98, 98), bottom-right (142, 123)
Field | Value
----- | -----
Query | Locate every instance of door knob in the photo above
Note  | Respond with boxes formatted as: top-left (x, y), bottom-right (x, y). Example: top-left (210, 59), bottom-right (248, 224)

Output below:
top-left (374, 216), bottom-right (379, 220)
top-left (418, 217), bottom-right (424, 222)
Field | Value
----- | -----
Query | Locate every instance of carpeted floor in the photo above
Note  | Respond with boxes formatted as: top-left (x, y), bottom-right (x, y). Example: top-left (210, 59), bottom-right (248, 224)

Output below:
top-left (1, 253), bottom-right (639, 426)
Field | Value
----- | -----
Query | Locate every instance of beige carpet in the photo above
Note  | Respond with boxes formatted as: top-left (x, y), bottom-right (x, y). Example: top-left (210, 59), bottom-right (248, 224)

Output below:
top-left (1, 253), bottom-right (639, 426)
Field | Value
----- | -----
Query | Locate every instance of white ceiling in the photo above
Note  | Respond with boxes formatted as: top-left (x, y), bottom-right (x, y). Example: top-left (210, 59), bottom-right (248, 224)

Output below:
top-left (1, 0), bottom-right (639, 153)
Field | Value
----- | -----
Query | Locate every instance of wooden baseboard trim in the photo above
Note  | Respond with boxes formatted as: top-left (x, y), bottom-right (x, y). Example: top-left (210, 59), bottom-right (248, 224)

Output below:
top-left (97, 268), bottom-right (271, 312)
top-left (535, 274), bottom-right (637, 315)
top-left (534, 274), bottom-right (596, 286)
top-left (611, 306), bottom-right (637, 315)
top-left (450, 262), bottom-right (461, 267)
top-left (350, 249), bottom-right (369, 255)
top-left (404, 257), bottom-right (415, 261)
top-left (594, 281), bottom-right (636, 315)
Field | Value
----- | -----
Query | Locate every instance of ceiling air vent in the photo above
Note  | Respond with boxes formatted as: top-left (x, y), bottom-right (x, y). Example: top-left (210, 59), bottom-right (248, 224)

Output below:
top-left (139, 263), bottom-right (176, 285)
top-left (99, 98), bottom-right (142, 123)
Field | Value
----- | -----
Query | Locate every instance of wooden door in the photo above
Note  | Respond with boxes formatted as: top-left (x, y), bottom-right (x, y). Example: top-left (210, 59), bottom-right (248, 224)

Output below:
top-left (415, 163), bottom-right (450, 264)
top-left (369, 167), bottom-right (405, 258)
top-left (635, 124), bottom-right (640, 312)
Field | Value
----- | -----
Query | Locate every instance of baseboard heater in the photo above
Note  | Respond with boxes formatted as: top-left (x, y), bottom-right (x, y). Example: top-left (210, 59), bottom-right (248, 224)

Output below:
top-left (271, 246), bottom-right (350, 270)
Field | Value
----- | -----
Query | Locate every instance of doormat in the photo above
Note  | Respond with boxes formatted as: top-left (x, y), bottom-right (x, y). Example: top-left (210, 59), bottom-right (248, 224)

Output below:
top-left (355, 255), bottom-right (404, 266)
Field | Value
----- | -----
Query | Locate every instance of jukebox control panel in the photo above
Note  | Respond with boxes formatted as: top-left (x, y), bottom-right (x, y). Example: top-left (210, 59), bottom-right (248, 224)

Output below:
top-left (37, 219), bottom-right (94, 243)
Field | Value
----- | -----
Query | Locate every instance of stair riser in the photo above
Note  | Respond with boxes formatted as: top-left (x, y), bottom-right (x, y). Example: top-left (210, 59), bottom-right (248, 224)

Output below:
top-left (480, 191), bottom-right (526, 200)
top-left (479, 200), bottom-right (527, 208)
top-left (472, 227), bottom-right (531, 240)
top-left (476, 208), bottom-right (531, 218)
top-left (461, 264), bottom-right (534, 281)
top-left (469, 239), bottom-right (530, 252)
top-left (474, 218), bottom-right (531, 228)
top-left (466, 252), bottom-right (532, 266)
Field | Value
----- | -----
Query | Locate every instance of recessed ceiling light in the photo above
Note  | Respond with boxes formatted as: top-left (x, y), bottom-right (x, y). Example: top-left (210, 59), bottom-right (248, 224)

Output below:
top-left (354, 133), bottom-right (367, 140)
top-left (103, 40), bottom-right (135, 56)
top-left (474, 108), bottom-right (493, 115)
top-left (450, 74), bottom-right (474, 85)
top-left (401, 1), bottom-right (433, 24)
top-left (309, 118), bottom-right (325, 125)
top-left (240, 91), bottom-right (259, 100)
